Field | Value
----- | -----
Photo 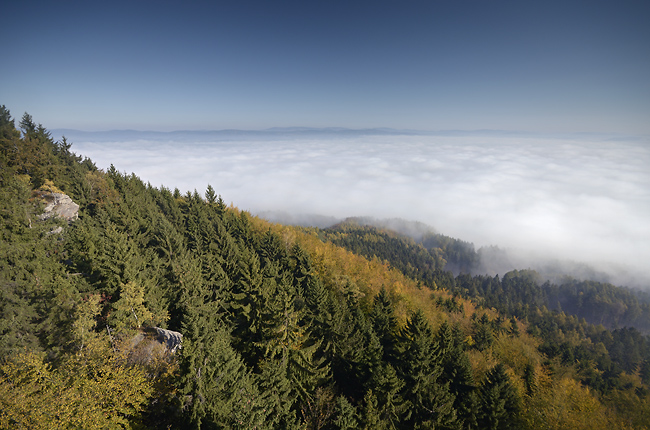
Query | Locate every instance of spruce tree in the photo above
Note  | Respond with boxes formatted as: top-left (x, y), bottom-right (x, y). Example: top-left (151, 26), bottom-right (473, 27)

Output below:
top-left (371, 287), bottom-right (399, 364)
top-left (334, 396), bottom-right (359, 430)
top-left (473, 313), bottom-right (495, 351)
top-left (398, 310), bottom-right (458, 429)
top-left (327, 292), bottom-right (374, 399)
top-left (256, 277), bottom-right (330, 404)
top-left (438, 321), bottom-right (478, 429)
top-left (175, 252), bottom-right (267, 429)
top-left (477, 364), bottom-right (521, 430)
top-left (256, 358), bottom-right (302, 429)
top-left (367, 363), bottom-right (406, 430)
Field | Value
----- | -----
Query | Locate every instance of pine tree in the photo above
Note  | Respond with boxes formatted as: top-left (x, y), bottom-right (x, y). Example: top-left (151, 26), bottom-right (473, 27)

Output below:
top-left (256, 277), bottom-right (330, 404)
top-left (361, 389), bottom-right (382, 430)
top-left (291, 243), bottom-right (313, 296)
top-left (640, 358), bottom-right (650, 385)
top-left (473, 313), bottom-right (495, 351)
top-left (230, 248), bottom-right (268, 366)
top-left (178, 326), bottom-right (267, 429)
top-left (96, 222), bottom-right (145, 295)
top-left (523, 363), bottom-right (536, 397)
top-left (326, 292), bottom-right (376, 399)
top-left (205, 184), bottom-right (217, 205)
top-left (0, 106), bottom-right (21, 157)
top-left (256, 358), bottom-right (301, 429)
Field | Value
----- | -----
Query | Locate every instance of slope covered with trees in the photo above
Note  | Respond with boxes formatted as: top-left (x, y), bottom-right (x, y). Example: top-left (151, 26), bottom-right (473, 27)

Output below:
top-left (323, 221), bottom-right (650, 332)
top-left (1, 105), bottom-right (649, 429)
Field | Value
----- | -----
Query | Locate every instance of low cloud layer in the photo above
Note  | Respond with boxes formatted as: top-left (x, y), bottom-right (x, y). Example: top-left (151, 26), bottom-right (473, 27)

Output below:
top-left (66, 130), bottom-right (650, 288)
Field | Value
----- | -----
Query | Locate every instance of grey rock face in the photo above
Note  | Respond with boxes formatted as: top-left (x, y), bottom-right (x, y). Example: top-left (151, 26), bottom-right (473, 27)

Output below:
top-left (153, 327), bottom-right (183, 353)
top-left (37, 192), bottom-right (79, 222)
top-left (46, 226), bottom-right (64, 235)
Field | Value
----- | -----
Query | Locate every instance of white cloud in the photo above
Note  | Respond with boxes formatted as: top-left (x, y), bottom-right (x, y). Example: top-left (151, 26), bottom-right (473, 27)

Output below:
top-left (71, 132), bottom-right (650, 287)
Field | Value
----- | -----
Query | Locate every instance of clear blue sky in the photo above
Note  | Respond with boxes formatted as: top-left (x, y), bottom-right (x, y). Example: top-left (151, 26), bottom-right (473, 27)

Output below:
top-left (2, 0), bottom-right (649, 133)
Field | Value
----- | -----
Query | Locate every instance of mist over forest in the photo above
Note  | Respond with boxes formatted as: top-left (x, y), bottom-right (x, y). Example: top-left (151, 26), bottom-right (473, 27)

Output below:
top-left (5, 108), bottom-right (650, 429)
top-left (60, 128), bottom-right (650, 289)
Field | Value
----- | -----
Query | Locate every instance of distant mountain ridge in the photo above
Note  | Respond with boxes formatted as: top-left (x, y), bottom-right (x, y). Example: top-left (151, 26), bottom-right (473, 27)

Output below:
top-left (51, 127), bottom-right (640, 143)
top-left (50, 127), bottom-right (424, 143)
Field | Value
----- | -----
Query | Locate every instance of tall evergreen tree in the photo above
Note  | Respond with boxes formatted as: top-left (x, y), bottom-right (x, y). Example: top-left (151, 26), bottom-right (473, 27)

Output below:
top-left (256, 358), bottom-right (302, 429)
top-left (398, 310), bottom-right (458, 429)
top-left (257, 277), bottom-right (330, 404)
top-left (334, 395), bottom-right (359, 430)
top-left (438, 321), bottom-right (478, 429)
top-left (326, 292), bottom-right (379, 400)
top-left (175, 252), bottom-right (267, 429)
top-left (473, 313), bottom-right (495, 351)
top-left (371, 287), bottom-right (399, 364)
top-left (477, 364), bottom-right (521, 430)
top-left (366, 363), bottom-right (406, 430)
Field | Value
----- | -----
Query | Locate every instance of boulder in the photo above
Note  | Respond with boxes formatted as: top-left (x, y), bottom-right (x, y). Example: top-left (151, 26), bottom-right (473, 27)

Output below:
top-left (124, 327), bottom-right (183, 365)
top-left (46, 226), bottom-right (64, 235)
top-left (153, 327), bottom-right (183, 353)
top-left (37, 192), bottom-right (79, 222)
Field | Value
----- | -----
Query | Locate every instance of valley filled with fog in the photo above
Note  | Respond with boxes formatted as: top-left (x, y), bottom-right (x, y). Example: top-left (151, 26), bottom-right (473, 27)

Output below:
top-left (61, 129), bottom-right (650, 288)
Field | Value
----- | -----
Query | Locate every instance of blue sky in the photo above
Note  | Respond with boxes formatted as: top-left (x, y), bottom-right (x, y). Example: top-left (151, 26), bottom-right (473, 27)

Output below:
top-left (2, 0), bottom-right (649, 133)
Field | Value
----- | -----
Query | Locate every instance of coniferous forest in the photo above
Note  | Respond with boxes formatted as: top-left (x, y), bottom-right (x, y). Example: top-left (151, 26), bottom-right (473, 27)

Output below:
top-left (2, 105), bottom-right (650, 429)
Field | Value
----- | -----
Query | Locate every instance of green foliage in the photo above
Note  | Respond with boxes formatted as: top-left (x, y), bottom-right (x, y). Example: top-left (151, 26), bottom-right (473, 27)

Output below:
top-left (256, 358), bottom-right (301, 428)
top-left (110, 281), bottom-right (153, 330)
top-left (178, 323), bottom-right (267, 429)
top-left (398, 310), bottom-right (458, 429)
top-left (334, 395), bottom-right (359, 429)
top-left (477, 364), bottom-right (521, 430)
top-left (371, 287), bottom-right (399, 364)
top-left (473, 313), bottom-right (495, 351)
top-left (367, 363), bottom-right (406, 429)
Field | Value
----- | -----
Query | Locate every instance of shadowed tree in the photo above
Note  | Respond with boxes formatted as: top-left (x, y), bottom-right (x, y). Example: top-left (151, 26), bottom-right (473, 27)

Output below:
top-left (371, 287), bottom-right (399, 364)
top-left (398, 310), bottom-right (458, 429)
top-left (477, 364), bottom-right (521, 430)
top-left (438, 321), bottom-right (478, 429)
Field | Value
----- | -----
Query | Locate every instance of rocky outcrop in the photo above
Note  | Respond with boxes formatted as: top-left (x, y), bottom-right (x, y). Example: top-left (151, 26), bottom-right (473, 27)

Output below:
top-left (124, 327), bottom-right (183, 366)
top-left (37, 192), bottom-right (79, 222)
top-left (153, 327), bottom-right (183, 353)
top-left (46, 226), bottom-right (64, 235)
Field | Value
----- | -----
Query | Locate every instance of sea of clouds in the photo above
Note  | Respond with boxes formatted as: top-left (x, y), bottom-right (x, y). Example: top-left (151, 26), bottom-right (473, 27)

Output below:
top-left (63, 130), bottom-right (650, 288)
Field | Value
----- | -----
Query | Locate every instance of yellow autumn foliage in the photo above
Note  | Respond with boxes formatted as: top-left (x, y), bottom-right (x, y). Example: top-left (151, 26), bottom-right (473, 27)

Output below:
top-left (0, 337), bottom-right (153, 430)
top-left (521, 376), bottom-right (624, 430)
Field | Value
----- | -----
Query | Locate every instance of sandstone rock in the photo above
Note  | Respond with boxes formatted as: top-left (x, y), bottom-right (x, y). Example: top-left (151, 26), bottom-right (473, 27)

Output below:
top-left (153, 327), bottom-right (183, 353)
top-left (124, 327), bottom-right (183, 365)
top-left (37, 192), bottom-right (79, 222)
top-left (46, 226), bottom-right (64, 235)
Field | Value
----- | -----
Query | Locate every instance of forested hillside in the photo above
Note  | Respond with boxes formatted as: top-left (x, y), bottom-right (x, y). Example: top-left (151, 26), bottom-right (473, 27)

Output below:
top-left (323, 221), bottom-right (650, 331)
top-left (1, 105), bottom-right (650, 429)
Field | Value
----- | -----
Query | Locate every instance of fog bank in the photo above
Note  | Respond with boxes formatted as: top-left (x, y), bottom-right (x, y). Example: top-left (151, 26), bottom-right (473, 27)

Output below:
top-left (63, 130), bottom-right (650, 288)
